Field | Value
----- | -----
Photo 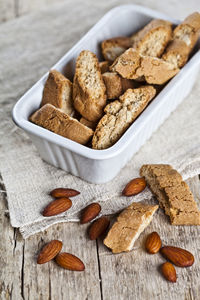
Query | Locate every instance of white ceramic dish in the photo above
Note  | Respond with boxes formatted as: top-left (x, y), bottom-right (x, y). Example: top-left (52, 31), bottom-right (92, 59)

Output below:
top-left (12, 4), bottom-right (200, 184)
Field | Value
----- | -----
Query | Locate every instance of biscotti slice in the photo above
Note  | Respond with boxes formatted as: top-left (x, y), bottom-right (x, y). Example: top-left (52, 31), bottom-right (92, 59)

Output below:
top-left (41, 70), bottom-right (74, 116)
top-left (102, 72), bottom-right (123, 99)
top-left (101, 37), bottom-right (132, 62)
top-left (30, 104), bottom-right (93, 145)
top-left (162, 12), bottom-right (200, 68)
top-left (92, 86), bottom-right (156, 150)
top-left (99, 61), bottom-right (111, 73)
top-left (73, 50), bottom-right (107, 122)
top-left (140, 164), bottom-right (200, 225)
top-left (131, 19), bottom-right (172, 57)
top-left (111, 48), bottom-right (179, 84)
top-left (104, 202), bottom-right (158, 253)
top-left (79, 117), bottom-right (97, 130)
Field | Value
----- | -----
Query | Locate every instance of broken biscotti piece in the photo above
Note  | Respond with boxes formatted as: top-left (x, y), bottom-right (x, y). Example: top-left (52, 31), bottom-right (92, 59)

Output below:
top-left (30, 104), bottom-right (93, 145)
top-left (104, 202), bottom-right (158, 253)
top-left (73, 50), bottom-right (107, 122)
top-left (131, 19), bottom-right (172, 57)
top-left (102, 72), bottom-right (140, 100)
top-left (79, 117), bottom-right (97, 130)
top-left (41, 70), bottom-right (74, 116)
top-left (162, 12), bottom-right (200, 68)
top-left (92, 86), bottom-right (156, 150)
top-left (99, 61), bottom-right (111, 73)
top-left (101, 37), bottom-right (132, 62)
top-left (111, 48), bottom-right (179, 85)
top-left (140, 164), bottom-right (200, 225)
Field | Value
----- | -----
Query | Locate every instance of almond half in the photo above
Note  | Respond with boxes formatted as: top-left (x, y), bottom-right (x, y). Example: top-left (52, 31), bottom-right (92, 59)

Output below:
top-left (80, 203), bottom-right (101, 224)
top-left (42, 197), bottom-right (72, 217)
top-left (50, 188), bottom-right (80, 198)
top-left (55, 253), bottom-right (85, 271)
top-left (89, 217), bottom-right (110, 240)
top-left (37, 240), bottom-right (63, 264)
top-left (160, 246), bottom-right (194, 267)
top-left (122, 177), bottom-right (146, 196)
top-left (145, 232), bottom-right (162, 254)
top-left (161, 262), bottom-right (177, 283)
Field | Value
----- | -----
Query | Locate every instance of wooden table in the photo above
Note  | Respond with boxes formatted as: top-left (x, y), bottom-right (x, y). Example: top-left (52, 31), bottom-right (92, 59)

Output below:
top-left (1, 176), bottom-right (200, 300)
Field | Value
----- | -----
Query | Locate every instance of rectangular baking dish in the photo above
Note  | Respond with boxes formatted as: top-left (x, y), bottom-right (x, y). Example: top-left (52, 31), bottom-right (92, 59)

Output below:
top-left (12, 4), bottom-right (200, 184)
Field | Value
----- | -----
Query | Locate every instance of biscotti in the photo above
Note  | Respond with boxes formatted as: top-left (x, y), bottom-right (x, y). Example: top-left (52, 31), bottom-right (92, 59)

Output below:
top-left (79, 117), bottom-right (97, 130)
top-left (41, 70), bottom-right (74, 116)
top-left (73, 50), bottom-right (107, 122)
top-left (92, 86), bottom-right (156, 150)
top-left (162, 12), bottom-right (200, 68)
top-left (111, 48), bottom-right (179, 85)
top-left (101, 37), bottom-right (132, 62)
top-left (30, 104), bottom-right (93, 145)
top-left (104, 202), bottom-right (158, 253)
top-left (99, 61), bottom-right (111, 73)
top-left (131, 19), bottom-right (172, 57)
top-left (140, 164), bottom-right (200, 225)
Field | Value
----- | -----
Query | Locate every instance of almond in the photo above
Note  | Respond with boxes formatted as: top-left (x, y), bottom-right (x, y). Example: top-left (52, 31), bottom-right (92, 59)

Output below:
top-left (122, 177), bottom-right (146, 196)
top-left (161, 262), bottom-right (177, 283)
top-left (80, 203), bottom-right (101, 224)
top-left (50, 188), bottom-right (80, 198)
top-left (89, 217), bottom-right (110, 240)
top-left (37, 240), bottom-right (62, 264)
top-left (42, 197), bottom-right (72, 217)
top-left (160, 246), bottom-right (194, 267)
top-left (55, 252), bottom-right (85, 271)
top-left (145, 232), bottom-right (162, 254)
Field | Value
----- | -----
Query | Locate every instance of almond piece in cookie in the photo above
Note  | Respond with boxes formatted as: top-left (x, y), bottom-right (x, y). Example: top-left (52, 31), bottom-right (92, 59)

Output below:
top-left (131, 19), bottom-right (172, 57)
top-left (41, 70), bottom-right (74, 116)
top-left (104, 202), bottom-right (158, 253)
top-left (111, 48), bottom-right (179, 85)
top-left (73, 50), bottom-right (107, 122)
top-left (102, 37), bottom-right (132, 62)
top-left (140, 164), bottom-right (200, 225)
top-left (92, 86), bottom-right (156, 150)
top-left (30, 104), bottom-right (93, 145)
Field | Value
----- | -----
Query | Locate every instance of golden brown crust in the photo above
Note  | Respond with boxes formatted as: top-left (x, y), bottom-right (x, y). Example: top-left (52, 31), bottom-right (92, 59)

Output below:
top-left (101, 37), bottom-right (132, 62)
top-left (111, 48), bottom-right (179, 85)
top-left (162, 39), bottom-right (190, 68)
top-left (140, 164), bottom-right (200, 225)
top-left (131, 19), bottom-right (172, 57)
top-left (41, 70), bottom-right (74, 116)
top-left (104, 202), bottom-right (158, 253)
top-left (79, 117), bottom-right (97, 130)
top-left (102, 72), bottom-right (123, 99)
top-left (73, 50), bottom-right (107, 122)
top-left (92, 86), bottom-right (156, 150)
top-left (99, 61), bottom-right (111, 73)
top-left (29, 104), bottom-right (93, 145)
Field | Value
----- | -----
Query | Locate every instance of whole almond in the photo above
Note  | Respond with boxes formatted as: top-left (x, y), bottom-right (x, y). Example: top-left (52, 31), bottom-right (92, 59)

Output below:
top-left (145, 232), bottom-right (162, 254)
top-left (89, 217), bottom-right (110, 240)
top-left (160, 246), bottom-right (194, 267)
top-left (50, 188), bottom-right (80, 198)
top-left (122, 177), bottom-right (146, 196)
top-left (80, 203), bottom-right (101, 224)
top-left (37, 240), bottom-right (63, 264)
top-left (43, 197), bottom-right (72, 217)
top-left (161, 262), bottom-right (177, 283)
top-left (55, 253), bottom-right (85, 271)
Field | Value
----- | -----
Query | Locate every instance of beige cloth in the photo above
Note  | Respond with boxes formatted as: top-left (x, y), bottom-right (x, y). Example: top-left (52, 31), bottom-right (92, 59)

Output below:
top-left (0, 0), bottom-right (200, 238)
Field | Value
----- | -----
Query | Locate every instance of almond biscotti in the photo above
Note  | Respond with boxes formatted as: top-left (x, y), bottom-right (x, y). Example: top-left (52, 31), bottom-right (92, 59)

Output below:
top-left (92, 86), bottom-right (156, 150)
top-left (30, 104), bottom-right (93, 145)
top-left (99, 61), bottom-right (111, 73)
top-left (41, 70), bottom-right (74, 116)
top-left (111, 48), bottom-right (179, 85)
top-left (73, 50), bottom-right (107, 122)
top-left (101, 37), bottom-right (132, 62)
top-left (140, 164), bottom-right (200, 225)
top-left (162, 12), bottom-right (200, 68)
top-left (104, 202), bottom-right (158, 253)
top-left (131, 19), bottom-right (172, 57)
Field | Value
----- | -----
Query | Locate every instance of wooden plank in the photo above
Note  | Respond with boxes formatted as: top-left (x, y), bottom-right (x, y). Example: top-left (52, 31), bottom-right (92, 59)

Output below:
top-left (97, 176), bottom-right (200, 300)
top-left (0, 0), bottom-right (15, 23)
top-left (0, 182), bottom-right (101, 300)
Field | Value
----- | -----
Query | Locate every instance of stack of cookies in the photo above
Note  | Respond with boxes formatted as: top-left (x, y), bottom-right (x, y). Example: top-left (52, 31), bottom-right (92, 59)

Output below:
top-left (30, 12), bottom-right (200, 149)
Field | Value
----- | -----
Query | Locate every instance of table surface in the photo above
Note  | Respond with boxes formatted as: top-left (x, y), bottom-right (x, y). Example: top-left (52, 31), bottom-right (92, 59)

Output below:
top-left (1, 1), bottom-right (200, 299)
